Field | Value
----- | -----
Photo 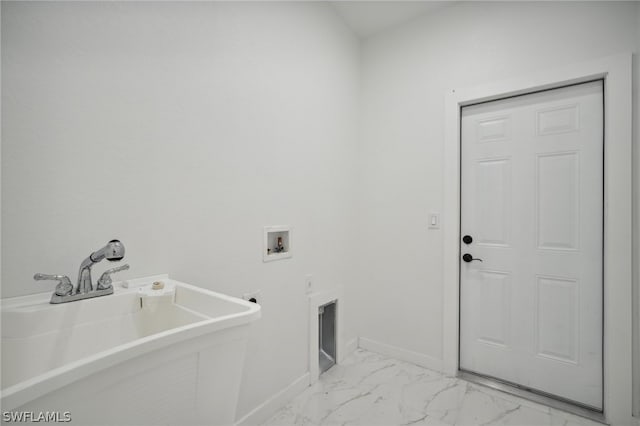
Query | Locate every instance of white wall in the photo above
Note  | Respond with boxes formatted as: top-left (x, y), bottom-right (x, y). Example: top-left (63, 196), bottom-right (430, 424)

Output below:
top-left (357, 1), bottom-right (639, 367)
top-left (1, 1), bottom-right (359, 421)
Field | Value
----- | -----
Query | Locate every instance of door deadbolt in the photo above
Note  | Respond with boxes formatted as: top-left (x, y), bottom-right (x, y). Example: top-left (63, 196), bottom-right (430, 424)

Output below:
top-left (462, 235), bottom-right (473, 244)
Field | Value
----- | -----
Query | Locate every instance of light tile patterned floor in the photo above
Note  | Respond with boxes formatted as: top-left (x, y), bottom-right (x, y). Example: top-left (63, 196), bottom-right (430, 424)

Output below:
top-left (263, 349), bottom-right (603, 426)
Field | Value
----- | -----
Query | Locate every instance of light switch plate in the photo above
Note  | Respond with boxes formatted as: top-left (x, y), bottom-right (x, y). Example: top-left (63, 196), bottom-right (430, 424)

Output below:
top-left (428, 213), bottom-right (440, 229)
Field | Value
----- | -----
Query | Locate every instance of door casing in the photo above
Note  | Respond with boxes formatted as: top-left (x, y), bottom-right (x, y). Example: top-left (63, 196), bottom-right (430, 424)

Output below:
top-left (443, 53), bottom-right (632, 425)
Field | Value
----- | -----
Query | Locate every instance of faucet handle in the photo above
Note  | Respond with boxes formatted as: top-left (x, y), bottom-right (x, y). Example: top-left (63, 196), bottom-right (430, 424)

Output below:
top-left (34, 274), bottom-right (74, 296)
top-left (97, 264), bottom-right (130, 290)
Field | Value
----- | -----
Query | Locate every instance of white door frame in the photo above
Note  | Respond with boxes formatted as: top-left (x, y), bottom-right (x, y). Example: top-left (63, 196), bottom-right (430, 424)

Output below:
top-left (443, 53), bottom-right (632, 425)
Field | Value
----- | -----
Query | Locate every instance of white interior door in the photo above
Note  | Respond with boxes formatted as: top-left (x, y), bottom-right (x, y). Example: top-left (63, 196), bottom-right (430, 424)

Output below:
top-left (459, 80), bottom-right (603, 410)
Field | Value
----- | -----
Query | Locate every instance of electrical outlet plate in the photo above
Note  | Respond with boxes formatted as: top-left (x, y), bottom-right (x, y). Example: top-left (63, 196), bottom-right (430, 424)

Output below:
top-left (305, 274), bottom-right (313, 294)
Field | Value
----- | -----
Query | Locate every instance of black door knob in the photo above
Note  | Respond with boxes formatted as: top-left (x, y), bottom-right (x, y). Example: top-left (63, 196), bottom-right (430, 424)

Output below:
top-left (463, 253), bottom-right (483, 263)
top-left (463, 235), bottom-right (473, 244)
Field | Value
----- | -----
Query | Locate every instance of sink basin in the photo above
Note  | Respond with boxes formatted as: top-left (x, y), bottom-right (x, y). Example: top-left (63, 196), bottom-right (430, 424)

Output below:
top-left (1, 275), bottom-right (260, 425)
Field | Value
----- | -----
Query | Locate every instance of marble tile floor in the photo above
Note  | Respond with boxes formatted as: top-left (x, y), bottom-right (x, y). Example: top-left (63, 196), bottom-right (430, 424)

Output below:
top-left (263, 349), bottom-right (604, 426)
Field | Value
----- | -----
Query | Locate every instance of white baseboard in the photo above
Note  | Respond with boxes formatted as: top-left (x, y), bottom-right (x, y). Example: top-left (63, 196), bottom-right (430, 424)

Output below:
top-left (358, 337), bottom-right (443, 373)
top-left (235, 373), bottom-right (310, 426)
top-left (340, 338), bottom-right (358, 362)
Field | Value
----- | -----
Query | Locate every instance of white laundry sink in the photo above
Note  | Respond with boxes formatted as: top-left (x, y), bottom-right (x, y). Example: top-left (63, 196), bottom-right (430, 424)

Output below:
top-left (1, 275), bottom-right (260, 425)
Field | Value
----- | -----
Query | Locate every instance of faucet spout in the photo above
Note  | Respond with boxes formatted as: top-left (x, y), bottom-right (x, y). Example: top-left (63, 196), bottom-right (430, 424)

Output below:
top-left (77, 257), bottom-right (95, 294)
top-left (76, 240), bottom-right (125, 294)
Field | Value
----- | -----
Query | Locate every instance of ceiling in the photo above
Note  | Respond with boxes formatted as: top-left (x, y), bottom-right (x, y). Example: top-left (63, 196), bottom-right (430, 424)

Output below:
top-left (329, 1), bottom-right (453, 38)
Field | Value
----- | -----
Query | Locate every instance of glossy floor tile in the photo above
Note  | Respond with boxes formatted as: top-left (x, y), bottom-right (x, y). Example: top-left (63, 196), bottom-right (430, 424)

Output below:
top-left (263, 349), bottom-right (603, 426)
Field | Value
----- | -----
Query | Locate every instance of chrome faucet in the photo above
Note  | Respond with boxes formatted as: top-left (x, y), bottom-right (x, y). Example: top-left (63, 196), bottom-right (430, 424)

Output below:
top-left (77, 240), bottom-right (125, 294)
top-left (34, 240), bottom-right (129, 304)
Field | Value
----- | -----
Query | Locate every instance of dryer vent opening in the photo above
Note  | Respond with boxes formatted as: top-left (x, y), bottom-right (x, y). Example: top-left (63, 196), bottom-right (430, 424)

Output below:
top-left (319, 300), bottom-right (337, 374)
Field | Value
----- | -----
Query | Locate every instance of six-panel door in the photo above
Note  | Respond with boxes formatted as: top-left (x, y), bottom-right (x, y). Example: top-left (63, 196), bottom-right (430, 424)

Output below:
top-left (460, 80), bottom-right (604, 410)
